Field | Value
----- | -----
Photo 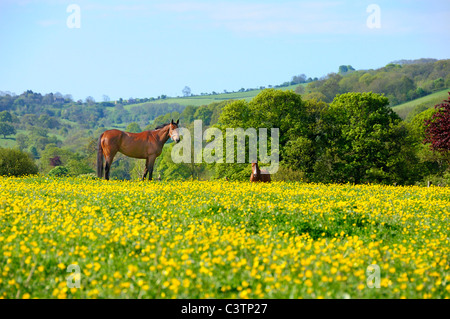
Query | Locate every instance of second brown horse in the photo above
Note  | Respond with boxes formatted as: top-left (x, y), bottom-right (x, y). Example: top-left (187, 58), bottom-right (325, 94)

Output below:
top-left (250, 161), bottom-right (271, 182)
top-left (97, 120), bottom-right (180, 180)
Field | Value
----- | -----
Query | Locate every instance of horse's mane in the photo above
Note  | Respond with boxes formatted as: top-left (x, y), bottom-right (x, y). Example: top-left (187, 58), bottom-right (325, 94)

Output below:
top-left (154, 123), bottom-right (170, 130)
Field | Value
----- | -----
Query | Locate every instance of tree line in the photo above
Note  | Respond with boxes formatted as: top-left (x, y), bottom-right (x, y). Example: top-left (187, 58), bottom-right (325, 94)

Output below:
top-left (144, 89), bottom-right (449, 185)
top-left (302, 59), bottom-right (450, 105)
top-left (1, 89), bottom-right (448, 185)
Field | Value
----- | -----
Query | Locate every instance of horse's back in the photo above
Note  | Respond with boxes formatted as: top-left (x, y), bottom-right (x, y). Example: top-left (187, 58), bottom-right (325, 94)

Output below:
top-left (101, 129), bottom-right (153, 159)
top-left (101, 129), bottom-right (124, 146)
top-left (260, 170), bottom-right (271, 182)
top-left (102, 129), bottom-right (125, 139)
top-left (250, 169), bottom-right (271, 182)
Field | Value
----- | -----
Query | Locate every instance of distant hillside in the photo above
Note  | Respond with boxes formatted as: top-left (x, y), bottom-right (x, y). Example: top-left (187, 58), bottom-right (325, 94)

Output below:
top-left (303, 59), bottom-right (449, 105)
top-left (391, 88), bottom-right (449, 120)
top-left (125, 84), bottom-right (302, 109)
top-left (0, 58), bottom-right (448, 131)
top-left (390, 58), bottom-right (438, 65)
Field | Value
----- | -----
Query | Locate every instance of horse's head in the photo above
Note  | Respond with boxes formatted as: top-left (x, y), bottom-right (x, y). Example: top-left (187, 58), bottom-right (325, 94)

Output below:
top-left (169, 119), bottom-right (180, 143)
top-left (251, 161), bottom-right (259, 175)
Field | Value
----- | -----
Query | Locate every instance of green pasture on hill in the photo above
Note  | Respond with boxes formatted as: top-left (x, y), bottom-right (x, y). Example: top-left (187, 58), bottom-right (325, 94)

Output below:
top-left (391, 88), bottom-right (449, 119)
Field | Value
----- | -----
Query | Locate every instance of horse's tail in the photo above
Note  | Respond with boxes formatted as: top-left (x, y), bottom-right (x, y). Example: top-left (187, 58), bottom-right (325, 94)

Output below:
top-left (97, 133), bottom-right (104, 178)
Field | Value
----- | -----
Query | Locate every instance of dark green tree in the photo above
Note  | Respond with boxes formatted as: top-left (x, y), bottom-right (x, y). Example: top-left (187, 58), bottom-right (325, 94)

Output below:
top-left (0, 111), bottom-right (13, 122)
top-left (0, 122), bottom-right (16, 138)
top-left (217, 89), bottom-right (310, 180)
top-left (180, 105), bottom-right (197, 125)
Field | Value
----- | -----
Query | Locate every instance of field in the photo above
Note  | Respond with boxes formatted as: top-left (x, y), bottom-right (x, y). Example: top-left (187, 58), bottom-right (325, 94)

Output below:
top-left (0, 176), bottom-right (449, 299)
top-left (391, 88), bottom-right (449, 119)
top-left (124, 84), bottom-right (302, 109)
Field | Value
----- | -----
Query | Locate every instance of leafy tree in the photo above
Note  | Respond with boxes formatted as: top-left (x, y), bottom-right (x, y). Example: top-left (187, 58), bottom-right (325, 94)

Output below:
top-left (126, 122), bottom-right (142, 133)
top-left (246, 89), bottom-right (308, 147)
top-left (295, 85), bottom-right (305, 95)
top-left (291, 74), bottom-right (307, 84)
top-left (39, 144), bottom-right (76, 173)
top-left (50, 156), bottom-right (62, 167)
top-left (85, 96), bottom-right (95, 105)
top-left (182, 86), bottom-right (192, 97)
top-left (29, 146), bottom-right (39, 159)
top-left (217, 89), bottom-right (310, 179)
top-left (0, 111), bottom-right (13, 122)
top-left (15, 133), bottom-right (29, 150)
top-left (0, 148), bottom-right (38, 176)
top-left (338, 65), bottom-right (348, 74)
top-left (303, 92), bottom-right (327, 101)
top-left (283, 99), bottom-right (329, 178)
top-left (425, 93), bottom-right (450, 155)
top-left (21, 114), bottom-right (39, 127)
top-left (38, 114), bottom-right (60, 129)
top-left (325, 92), bottom-right (419, 184)
top-left (407, 108), bottom-right (445, 179)
top-left (180, 105), bottom-right (197, 125)
top-left (66, 159), bottom-right (95, 176)
top-left (193, 106), bottom-right (213, 126)
top-left (0, 122), bottom-right (16, 138)
top-left (29, 130), bottom-right (61, 151)
top-left (156, 144), bottom-right (197, 180)
top-left (283, 136), bottom-right (314, 173)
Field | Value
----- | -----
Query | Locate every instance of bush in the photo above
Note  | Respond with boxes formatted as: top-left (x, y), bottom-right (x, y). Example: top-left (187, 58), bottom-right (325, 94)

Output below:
top-left (66, 159), bottom-right (94, 176)
top-left (420, 171), bottom-right (450, 187)
top-left (0, 148), bottom-right (39, 176)
top-left (272, 166), bottom-right (306, 182)
top-left (47, 166), bottom-right (69, 177)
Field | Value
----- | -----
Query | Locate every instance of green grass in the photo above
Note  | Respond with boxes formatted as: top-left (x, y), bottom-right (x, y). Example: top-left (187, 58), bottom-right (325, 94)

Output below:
top-left (124, 84), bottom-right (303, 109)
top-left (391, 89), bottom-right (449, 119)
top-left (0, 129), bottom-right (28, 148)
top-left (60, 119), bottom-right (80, 129)
top-left (0, 129), bottom-right (65, 150)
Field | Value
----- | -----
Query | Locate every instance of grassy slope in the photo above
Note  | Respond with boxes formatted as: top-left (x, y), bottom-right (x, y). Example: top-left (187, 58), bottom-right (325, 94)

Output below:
top-left (124, 84), bottom-right (302, 109)
top-left (391, 89), bottom-right (449, 119)
top-left (0, 129), bottom-right (27, 148)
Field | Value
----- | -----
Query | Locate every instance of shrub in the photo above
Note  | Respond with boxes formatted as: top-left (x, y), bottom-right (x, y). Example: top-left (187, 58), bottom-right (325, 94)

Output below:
top-left (47, 166), bottom-right (69, 177)
top-left (272, 166), bottom-right (306, 182)
top-left (0, 148), bottom-right (39, 176)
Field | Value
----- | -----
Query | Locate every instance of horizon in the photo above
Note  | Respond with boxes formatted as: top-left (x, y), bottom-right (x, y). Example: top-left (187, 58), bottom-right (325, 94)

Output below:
top-left (1, 0), bottom-right (449, 102)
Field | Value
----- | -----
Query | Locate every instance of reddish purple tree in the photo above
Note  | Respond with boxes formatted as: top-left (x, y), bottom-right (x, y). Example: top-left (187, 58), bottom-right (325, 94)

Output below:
top-left (425, 93), bottom-right (450, 154)
top-left (49, 156), bottom-right (62, 167)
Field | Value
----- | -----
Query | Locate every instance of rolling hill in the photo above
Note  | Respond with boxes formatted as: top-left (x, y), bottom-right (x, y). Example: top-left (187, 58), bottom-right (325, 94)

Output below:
top-left (391, 88), bottom-right (449, 120)
top-left (124, 84), bottom-right (302, 109)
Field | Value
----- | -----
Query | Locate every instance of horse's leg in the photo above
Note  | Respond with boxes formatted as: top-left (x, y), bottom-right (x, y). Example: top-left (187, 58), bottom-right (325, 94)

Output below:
top-left (142, 158), bottom-right (149, 181)
top-left (104, 153), bottom-right (116, 181)
top-left (146, 156), bottom-right (156, 181)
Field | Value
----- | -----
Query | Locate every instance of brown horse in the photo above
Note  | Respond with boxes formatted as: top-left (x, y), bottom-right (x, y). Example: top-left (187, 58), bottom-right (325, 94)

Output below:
top-left (97, 119), bottom-right (180, 180)
top-left (250, 161), bottom-right (271, 182)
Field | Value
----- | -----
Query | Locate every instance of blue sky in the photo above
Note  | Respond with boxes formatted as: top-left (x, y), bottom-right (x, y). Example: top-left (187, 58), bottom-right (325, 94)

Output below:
top-left (0, 0), bottom-right (449, 101)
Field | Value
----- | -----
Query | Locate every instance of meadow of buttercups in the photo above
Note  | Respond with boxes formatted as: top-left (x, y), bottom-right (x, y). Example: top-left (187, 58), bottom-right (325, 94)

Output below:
top-left (0, 176), bottom-right (449, 299)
